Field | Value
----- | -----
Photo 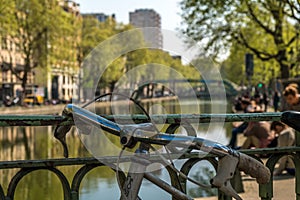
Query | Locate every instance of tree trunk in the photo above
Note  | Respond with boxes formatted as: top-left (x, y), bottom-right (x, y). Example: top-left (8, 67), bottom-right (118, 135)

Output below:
top-left (276, 49), bottom-right (290, 79)
top-left (110, 81), bottom-right (116, 93)
top-left (280, 62), bottom-right (290, 79)
top-left (20, 70), bottom-right (28, 106)
top-left (21, 56), bottom-right (30, 105)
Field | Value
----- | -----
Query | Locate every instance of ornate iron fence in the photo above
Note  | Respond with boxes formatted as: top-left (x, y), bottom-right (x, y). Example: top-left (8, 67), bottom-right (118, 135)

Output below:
top-left (0, 113), bottom-right (299, 200)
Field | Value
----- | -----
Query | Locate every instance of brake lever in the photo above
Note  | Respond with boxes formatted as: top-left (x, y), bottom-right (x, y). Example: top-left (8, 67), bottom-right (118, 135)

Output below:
top-left (54, 106), bottom-right (73, 158)
top-left (210, 155), bottom-right (242, 200)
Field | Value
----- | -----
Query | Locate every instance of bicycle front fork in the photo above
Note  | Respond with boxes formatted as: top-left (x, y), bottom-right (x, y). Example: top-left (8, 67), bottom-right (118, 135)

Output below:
top-left (120, 148), bottom-right (149, 200)
top-left (120, 145), bottom-right (193, 200)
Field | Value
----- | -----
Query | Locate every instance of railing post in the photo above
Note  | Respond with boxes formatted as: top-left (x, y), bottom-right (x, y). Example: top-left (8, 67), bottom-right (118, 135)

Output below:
top-left (295, 130), bottom-right (300, 200)
top-left (260, 156), bottom-right (276, 200)
top-left (71, 191), bottom-right (79, 200)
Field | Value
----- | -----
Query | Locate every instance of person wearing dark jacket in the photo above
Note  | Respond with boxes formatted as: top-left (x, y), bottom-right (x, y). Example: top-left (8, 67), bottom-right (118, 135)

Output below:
top-left (227, 98), bottom-right (251, 148)
top-left (271, 121), bottom-right (295, 176)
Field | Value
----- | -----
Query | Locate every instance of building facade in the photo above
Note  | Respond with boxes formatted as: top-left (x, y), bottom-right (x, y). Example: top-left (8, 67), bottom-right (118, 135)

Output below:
top-left (129, 9), bottom-right (163, 49)
top-left (81, 13), bottom-right (115, 22)
top-left (0, 36), bottom-right (35, 104)
top-left (0, 0), bottom-right (82, 105)
top-left (46, 0), bottom-right (81, 103)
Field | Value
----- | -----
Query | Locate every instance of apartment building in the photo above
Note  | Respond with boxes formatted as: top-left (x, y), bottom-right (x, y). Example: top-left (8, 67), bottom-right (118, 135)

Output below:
top-left (45, 0), bottom-right (81, 103)
top-left (81, 13), bottom-right (116, 22)
top-left (0, 36), bottom-right (35, 102)
top-left (129, 9), bottom-right (163, 49)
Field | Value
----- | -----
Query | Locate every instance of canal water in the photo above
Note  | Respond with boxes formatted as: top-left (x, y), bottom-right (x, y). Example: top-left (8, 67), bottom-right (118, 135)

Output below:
top-left (0, 99), bottom-right (233, 199)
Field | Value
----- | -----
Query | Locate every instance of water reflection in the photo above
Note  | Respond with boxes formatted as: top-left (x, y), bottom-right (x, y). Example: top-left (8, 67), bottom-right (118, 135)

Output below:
top-left (187, 160), bottom-right (218, 197)
top-left (0, 99), bottom-right (233, 199)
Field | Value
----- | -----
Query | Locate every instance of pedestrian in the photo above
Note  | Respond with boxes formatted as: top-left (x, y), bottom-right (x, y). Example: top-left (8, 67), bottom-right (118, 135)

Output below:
top-left (227, 98), bottom-right (262, 149)
top-left (233, 96), bottom-right (243, 112)
top-left (228, 98), bottom-right (251, 148)
top-left (273, 90), bottom-right (280, 112)
top-left (282, 83), bottom-right (300, 111)
top-left (263, 92), bottom-right (269, 112)
top-left (253, 93), bottom-right (263, 110)
top-left (271, 121), bottom-right (295, 176)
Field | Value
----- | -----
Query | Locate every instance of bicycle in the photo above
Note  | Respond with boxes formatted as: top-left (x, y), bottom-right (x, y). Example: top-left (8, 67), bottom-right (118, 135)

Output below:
top-left (53, 94), bottom-right (300, 200)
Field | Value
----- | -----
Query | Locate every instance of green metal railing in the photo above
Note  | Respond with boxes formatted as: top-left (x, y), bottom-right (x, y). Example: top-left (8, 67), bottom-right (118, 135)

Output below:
top-left (0, 112), bottom-right (299, 200)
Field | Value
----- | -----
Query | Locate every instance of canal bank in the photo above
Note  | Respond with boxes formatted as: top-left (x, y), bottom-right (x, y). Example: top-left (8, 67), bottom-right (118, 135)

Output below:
top-left (0, 104), bottom-right (66, 114)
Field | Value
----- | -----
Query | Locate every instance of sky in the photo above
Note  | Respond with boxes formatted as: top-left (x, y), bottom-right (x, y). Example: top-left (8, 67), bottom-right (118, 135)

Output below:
top-left (74, 0), bottom-right (182, 31)
top-left (74, 0), bottom-right (202, 63)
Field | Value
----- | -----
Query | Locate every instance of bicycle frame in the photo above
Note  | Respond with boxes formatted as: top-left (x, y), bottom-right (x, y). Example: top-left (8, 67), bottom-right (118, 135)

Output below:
top-left (65, 104), bottom-right (236, 199)
top-left (120, 146), bottom-right (194, 200)
top-left (55, 104), bottom-right (282, 200)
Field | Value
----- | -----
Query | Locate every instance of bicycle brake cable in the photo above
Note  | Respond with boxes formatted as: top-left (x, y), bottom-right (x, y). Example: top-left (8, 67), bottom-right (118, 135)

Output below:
top-left (164, 145), bottom-right (185, 192)
top-left (90, 92), bottom-right (160, 198)
top-left (86, 93), bottom-right (211, 189)
top-left (81, 92), bottom-right (160, 133)
top-left (149, 145), bottom-right (212, 189)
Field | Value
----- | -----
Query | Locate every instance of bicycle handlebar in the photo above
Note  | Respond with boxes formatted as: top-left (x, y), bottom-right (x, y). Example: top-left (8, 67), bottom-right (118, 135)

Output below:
top-left (281, 111), bottom-right (300, 132)
top-left (238, 153), bottom-right (270, 184)
top-left (55, 104), bottom-right (272, 200)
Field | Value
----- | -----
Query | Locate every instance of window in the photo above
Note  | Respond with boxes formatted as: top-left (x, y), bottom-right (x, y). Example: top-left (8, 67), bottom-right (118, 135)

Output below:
top-left (10, 40), bottom-right (13, 51)
top-left (15, 42), bottom-right (20, 51)
top-left (2, 71), bottom-right (7, 82)
top-left (1, 38), bottom-right (7, 50)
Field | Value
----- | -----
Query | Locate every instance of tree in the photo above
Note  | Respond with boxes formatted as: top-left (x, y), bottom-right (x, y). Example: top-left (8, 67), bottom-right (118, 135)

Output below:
top-left (1, 0), bottom-right (79, 102)
top-left (49, 3), bottom-right (81, 71)
top-left (79, 16), bottom-right (111, 62)
top-left (79, 18), bottom-right (200, 98)
top-left (221, 40), bottom-right (280, 86)
top-left (79, 17), bottom-right (129, 95)
top-left (80, 18), bottom-right (150, 97)
top-left (180, 0), bottom-right (300, 79)
top-left (0, 0), bottom-right (15, 33)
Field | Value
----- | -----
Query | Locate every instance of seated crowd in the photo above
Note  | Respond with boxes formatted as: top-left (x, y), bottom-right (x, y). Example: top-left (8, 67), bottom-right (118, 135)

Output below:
top-left (228, 82), bottom-right (300, 176)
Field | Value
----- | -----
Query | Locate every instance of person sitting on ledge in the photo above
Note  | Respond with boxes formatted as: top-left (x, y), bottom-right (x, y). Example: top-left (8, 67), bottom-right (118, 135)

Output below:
top-left (240, 121), bottom-right (273, 149)
top-left (240, 106), bottom-right (274, 150)
top-left (227, 98), bottom-right (251, 148)
top-left (271, 121), bottom-right (295, 176)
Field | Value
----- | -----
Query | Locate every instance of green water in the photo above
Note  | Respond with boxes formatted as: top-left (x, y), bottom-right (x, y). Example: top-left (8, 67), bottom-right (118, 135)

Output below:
top-left (0, 99), bottom-right (233, 199)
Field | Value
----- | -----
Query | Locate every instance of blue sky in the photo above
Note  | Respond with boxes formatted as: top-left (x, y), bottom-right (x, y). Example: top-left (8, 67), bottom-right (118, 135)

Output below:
top-left (74, 0), bottom-right (182, 31)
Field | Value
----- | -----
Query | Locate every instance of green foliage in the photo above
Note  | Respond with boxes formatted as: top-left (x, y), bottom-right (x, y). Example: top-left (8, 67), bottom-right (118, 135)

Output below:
top-left (180, 0), bottom-right (300, 79)
top-left (48, 3), bottom-right (81, 69)
top-left (220, 43), bottom-right (245, 85)
top-left (80, 20), bottom-right (199, 93)
top-left (80, 17), bottom-right (139, 92)
top-left (80, 17), bottom-right (115, 60)
top-left (0, 0), bottom-right (16, 34)
top-left (221, 40), bottom-right (280, 86)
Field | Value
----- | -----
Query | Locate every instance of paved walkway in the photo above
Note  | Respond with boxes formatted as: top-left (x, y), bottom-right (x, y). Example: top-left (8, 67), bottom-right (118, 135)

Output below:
top-left (196, 173), bottom-right (295, 200)
top-left (197, 133), bottom-right (296, 200)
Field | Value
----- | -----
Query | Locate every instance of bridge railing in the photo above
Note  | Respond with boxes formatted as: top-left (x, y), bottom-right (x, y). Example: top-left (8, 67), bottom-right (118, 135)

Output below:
top-left (0, 112), bottom-right (299, 200)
